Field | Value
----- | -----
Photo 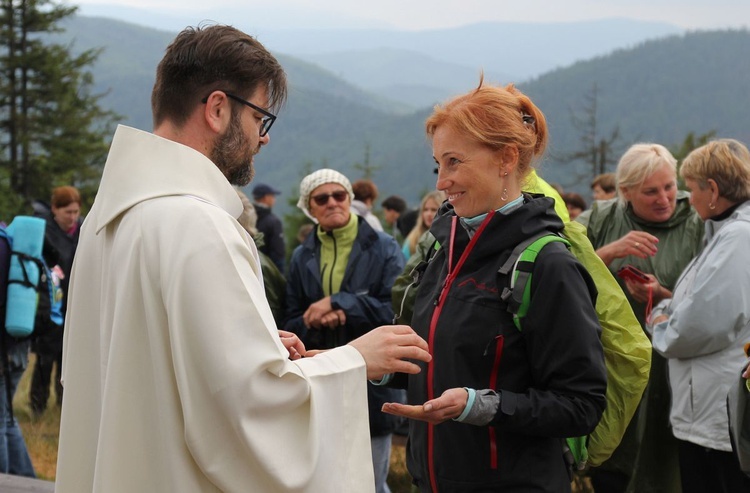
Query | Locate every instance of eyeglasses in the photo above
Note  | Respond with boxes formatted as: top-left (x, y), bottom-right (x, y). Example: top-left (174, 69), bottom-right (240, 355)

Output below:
top-left (311, 191), bottom-right (349, 206)
top-left (201, 91), bottom-right (277, 137)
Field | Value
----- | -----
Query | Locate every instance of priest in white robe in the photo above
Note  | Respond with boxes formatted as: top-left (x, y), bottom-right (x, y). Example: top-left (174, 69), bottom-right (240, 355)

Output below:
top-left (55, 25), bottom-right (429, 493)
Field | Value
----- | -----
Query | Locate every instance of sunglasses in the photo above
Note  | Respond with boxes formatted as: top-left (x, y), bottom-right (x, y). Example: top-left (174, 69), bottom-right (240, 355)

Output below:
top-left (311, 191), bottom-right (348, 206)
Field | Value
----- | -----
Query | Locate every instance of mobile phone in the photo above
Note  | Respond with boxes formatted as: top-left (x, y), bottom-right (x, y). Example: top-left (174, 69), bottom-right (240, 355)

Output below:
top-left (616, 265), bottom-right (650, 284)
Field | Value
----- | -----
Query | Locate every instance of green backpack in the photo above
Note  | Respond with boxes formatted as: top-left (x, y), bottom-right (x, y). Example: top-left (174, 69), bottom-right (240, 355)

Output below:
top-left (497, 232), bottom-right (589, 470)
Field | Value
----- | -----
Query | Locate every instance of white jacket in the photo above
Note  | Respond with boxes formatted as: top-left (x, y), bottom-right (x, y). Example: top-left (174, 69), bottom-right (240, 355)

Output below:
top-left (55, 126), bottom-right (374, 492)
top-left (651, 200), bottom-right (750, 451)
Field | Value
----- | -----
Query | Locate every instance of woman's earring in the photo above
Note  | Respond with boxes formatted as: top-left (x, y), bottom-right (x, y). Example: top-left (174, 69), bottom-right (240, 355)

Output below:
top-left (709, 202), bottom-right (716, 210)
top-left (501, 188), bottom-right (508, 201)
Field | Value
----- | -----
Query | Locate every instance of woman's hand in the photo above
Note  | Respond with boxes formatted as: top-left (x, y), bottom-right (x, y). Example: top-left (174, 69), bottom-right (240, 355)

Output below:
top-left (624, 274), bottom-right (671, 304)
top-left (303, 296), bottom-right (334, 329)
top-left (320, 309), bottom-right (347, 328)
top-left (381, 388), bottom-right (469, 425)
top-left (596, 231), bottom-right (659, 266)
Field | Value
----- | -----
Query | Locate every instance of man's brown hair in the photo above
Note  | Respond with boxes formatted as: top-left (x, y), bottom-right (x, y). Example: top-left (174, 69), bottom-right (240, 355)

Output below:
top-left (151, 24), bottom-right (287, 129)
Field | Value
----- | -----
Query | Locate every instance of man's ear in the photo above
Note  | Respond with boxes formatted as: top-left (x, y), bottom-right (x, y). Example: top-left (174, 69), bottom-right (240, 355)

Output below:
top-left (203, 91), bottom-right (231, 134)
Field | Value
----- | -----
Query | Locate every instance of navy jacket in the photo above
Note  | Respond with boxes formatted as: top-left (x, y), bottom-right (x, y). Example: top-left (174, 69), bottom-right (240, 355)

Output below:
top-left (255, 203), bottom-right (286, 273)
top-left (283, 215), bottom-right (405, 436)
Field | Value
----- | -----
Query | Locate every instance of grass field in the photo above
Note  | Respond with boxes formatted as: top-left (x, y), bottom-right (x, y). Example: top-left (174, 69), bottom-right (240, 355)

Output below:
top-left (12, 356), bottom-right (591, 492)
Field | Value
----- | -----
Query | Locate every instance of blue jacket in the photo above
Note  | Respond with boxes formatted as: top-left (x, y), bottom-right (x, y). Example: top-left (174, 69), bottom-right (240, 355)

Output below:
top-left (283, 216), bottom-right (404, 345)
top-left (283, 215), bottom-right (404, 436)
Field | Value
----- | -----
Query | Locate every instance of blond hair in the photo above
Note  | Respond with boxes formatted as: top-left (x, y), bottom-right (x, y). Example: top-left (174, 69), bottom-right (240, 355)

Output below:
top-left (405, 191), bottom-right (445, 256)
top-left (615, 143), bottom-right (676, 204)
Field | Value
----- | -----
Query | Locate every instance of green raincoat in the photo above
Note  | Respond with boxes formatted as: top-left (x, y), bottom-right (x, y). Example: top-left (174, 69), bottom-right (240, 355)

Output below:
top-left (580, 192), bottom-right (703, 493)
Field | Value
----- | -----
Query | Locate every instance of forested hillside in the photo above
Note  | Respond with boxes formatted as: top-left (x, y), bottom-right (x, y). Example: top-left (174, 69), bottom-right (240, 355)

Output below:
top-left (52, 16), bottom-right (750, 209)
top-left (521, 29), bottom-right (750, 188)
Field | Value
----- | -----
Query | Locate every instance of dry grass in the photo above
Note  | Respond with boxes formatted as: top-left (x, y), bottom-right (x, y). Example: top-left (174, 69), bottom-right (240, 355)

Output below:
top-left (12, 354), bottom-right (60, 481)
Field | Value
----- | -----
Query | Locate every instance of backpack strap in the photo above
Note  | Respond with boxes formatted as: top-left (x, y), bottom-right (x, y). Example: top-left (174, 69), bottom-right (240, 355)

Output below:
top-left (498, 232), bottom-right (587, 469)
top-left (392, 240), bottom-right (441, 324)
top-left (8, 251), bottom-right (45, 289)
top-left (499, 233), bottom-right (570, 331)
top-left (0, 228), bottom-right (16, 424)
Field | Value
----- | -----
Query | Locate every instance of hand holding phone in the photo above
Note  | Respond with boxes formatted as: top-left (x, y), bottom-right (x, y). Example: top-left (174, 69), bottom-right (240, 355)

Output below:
top-left (616, 265), bottom-right (651, 284)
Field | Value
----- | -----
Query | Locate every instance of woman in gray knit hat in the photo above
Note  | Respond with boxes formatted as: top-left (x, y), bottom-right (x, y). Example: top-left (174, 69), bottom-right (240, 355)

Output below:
top-left (285, 168), bottom-right (404, 493)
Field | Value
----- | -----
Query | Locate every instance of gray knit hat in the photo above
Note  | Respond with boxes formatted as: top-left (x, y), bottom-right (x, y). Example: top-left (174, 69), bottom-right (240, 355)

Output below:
top-left (297, 168), bottom-right (354, 222)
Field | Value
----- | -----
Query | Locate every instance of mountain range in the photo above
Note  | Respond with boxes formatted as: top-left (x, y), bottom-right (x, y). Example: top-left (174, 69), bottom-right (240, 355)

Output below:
top-left (51, 15), bottom-right (750, 216)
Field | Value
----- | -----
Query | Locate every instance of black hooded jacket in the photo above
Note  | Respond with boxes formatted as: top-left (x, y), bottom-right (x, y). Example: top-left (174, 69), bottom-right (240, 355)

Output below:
top-left (406, 195), bottom-right (607, 492)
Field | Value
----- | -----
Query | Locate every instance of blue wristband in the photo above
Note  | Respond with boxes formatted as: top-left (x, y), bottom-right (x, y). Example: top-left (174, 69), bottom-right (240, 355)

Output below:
top-left (369, 373), bottom-right (394, 386)
top-left (454, 387), bottom-right (476, 422)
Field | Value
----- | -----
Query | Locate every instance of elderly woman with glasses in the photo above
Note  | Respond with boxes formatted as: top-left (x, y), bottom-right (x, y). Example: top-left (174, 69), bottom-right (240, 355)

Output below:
top-left (283, 168), bottom-right (405, 493)
top-left (381, 81), bottom-right (607, 492)
top-left (649, 139), bottom-right (750, 493)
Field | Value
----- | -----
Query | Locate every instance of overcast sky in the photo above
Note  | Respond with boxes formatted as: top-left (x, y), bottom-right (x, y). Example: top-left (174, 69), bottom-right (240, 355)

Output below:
top-left (76, 0), bottom-right (750, 31)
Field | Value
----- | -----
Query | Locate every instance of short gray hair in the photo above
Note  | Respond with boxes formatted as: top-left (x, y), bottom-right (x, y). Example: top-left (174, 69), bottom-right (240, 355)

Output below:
top-left (680, 139), bottom-right (750, 203)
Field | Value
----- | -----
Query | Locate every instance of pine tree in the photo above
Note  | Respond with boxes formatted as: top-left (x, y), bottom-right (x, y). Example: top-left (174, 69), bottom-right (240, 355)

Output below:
top-left (0, 0), bottom-right (119, 217)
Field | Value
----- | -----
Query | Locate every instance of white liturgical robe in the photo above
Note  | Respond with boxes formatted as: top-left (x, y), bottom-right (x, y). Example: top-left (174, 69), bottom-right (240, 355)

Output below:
top-left (55, 125), bottom-right (374, 492)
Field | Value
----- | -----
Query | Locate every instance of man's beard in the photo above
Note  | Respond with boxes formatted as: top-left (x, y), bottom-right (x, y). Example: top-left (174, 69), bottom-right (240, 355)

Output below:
top-left (211, 112), bottom-right (257, 186)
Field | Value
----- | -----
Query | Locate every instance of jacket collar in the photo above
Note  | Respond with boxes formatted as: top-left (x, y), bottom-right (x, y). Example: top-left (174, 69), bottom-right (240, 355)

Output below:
top-left (431, 194), bottom-right (564, 260)
top-left (624, 190), bottom-right (695, 230)
top-left (302, 214), bottom-right (379, 253)
top-left (92, 125), bottom-right (242, 233)
top-left (705, 200), bottom-right (750, 241)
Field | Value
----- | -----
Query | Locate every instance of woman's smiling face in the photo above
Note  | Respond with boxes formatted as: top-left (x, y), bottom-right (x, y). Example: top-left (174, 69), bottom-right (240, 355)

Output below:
top-left (432, 125), bottom-right (507, 218)
top-left (621, 164), bottom-right (677, 223)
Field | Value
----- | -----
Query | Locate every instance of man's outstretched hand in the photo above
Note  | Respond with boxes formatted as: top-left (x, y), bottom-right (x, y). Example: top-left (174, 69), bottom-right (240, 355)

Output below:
top-left (349, 325), bottom-right (431, 380)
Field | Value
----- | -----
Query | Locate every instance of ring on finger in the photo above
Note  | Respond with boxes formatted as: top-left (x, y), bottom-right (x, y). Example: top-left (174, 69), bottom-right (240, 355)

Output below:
top-left (634, 242), bottom-right (640, 248)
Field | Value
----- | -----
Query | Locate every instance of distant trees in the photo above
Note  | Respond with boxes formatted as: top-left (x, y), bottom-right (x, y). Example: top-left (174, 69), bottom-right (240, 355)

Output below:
top-left (0, 0), bottom-right (119, 217)
top-left (671, 130), bottom-right (716, 188)
top-left (554, 83), bottom-right (625, 187)
top-left (352, 142), bottom-right (381, 180)
top-left (671, 131), bottom-right (716, 163)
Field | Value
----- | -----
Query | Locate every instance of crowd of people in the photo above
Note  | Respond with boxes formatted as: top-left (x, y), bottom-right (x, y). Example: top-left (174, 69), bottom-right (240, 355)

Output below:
top-left (2, 22), bottom-right (749, 493)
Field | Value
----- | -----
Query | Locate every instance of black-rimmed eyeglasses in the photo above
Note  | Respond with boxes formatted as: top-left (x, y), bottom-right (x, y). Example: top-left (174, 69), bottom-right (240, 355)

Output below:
top-left (201, 91), bottom-right (277, 137)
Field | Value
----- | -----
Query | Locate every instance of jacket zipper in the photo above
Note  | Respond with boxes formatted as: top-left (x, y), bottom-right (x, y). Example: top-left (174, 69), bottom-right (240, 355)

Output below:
top-left (327, 231), bottom-right (337, 295)
top-left (488, 335), bottom-right (504, 469)
top-left (426, 211), bottom-right (495, 492)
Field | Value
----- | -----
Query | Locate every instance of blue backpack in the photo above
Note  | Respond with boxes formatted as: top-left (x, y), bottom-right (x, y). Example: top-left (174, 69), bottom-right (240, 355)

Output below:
top-left (1, 218), bottom-right (63, 422)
